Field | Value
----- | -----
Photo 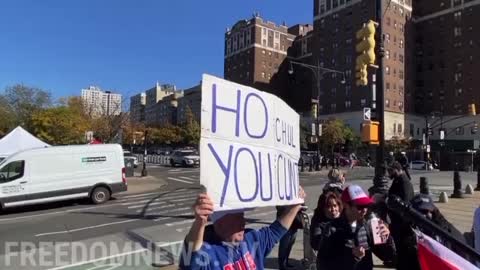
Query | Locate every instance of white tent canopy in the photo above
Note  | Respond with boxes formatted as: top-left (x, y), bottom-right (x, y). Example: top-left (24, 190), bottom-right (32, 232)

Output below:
top-left (0, 126), bottom-right (50, 157)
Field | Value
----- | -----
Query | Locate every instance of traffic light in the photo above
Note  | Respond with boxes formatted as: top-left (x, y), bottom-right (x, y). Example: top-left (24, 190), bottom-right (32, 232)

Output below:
top-left (468, 103), bottom-right (476, 116)
top-left (355, 20), bottom-right (377, 86)
top-left (361, 120), bottom-right (379, 144)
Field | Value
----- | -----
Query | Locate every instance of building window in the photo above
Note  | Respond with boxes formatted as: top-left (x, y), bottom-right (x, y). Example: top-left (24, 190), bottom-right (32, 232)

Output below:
top-left (262, 50), bottom-right (266, 54)
top-left (454, 72), bottom-right (462, 82)
top-left (331, 104), bottom-right (337, 112)
top-left (261, 72), bottom-right (265, 78)
top-left (345, 101), bottom-right (351, 108)
top-left (331, 88), bottom-right (337, 95)
top-left (393, 52), bottom-right (397, 61)
top-left (398, 102), bottom-right (403, 109)
top-left (262, 39), bottom-right (267, 46)
top-left (410, 124), bottom-right (414, 137)
top-left (393, 69), bottom-right (397, 77)
top-left (361, 99), bottom-right (366, 106)
top-left (386, 66), bottom-right (390, 75)
top-left (386, 50), bottom-right (390, 59)
top-left (345, 85), bottom-right (351, 96)
top-left (385, 33), bottom-right (390, 43)
top-left (386, 17), bottom-right (391, 26)
top-left (345, 55), bottom-right (352, 64)
top-left (386, 99), bottom-right (390, 107)
top-left (399, 54), bottom-right (404, 63)
top-left (394, 20), bottom-right (397, 29)
top-left (399, 70), bottom-right (404, 79)
top-left (386, 82), bottom-right (390, 90)
top-left (346, 39), bottom-right (352, 44)
top-left (454, 27), bottom-right (462, 37)
top-left (398, 124), bottom-right (403, 134)
top-left (399, 24), bottom-right (404, 32)
top-left (345, 70), bottom-right (352, 78)
top-left (399, 39), bottom-right (404, 48)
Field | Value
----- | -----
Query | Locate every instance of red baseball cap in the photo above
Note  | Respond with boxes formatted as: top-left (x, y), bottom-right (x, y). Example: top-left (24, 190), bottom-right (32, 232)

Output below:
top-left (341, 185), bottom-right (374, 206)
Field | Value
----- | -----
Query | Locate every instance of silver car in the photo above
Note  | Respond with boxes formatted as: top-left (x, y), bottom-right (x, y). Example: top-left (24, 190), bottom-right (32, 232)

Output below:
top-left (170, 150), bottom-right (200, 167)
top-left (123, 151), bottom-right (138, 168)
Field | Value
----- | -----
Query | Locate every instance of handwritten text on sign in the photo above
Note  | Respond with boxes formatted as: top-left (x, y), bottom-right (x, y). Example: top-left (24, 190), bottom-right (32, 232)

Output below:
top-left (200, 74), bottom-right (302, 211)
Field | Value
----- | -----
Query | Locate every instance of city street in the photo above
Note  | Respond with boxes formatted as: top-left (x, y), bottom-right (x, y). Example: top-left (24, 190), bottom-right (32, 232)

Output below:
top-left (0, 162), bottom-right (477, 269)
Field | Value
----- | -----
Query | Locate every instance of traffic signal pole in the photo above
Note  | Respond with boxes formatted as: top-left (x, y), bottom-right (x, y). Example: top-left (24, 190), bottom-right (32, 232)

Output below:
top-left (371, 0), bottom-right (389, 194)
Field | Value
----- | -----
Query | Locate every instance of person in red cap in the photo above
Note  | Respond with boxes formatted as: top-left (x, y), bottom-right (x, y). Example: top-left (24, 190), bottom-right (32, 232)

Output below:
top-left (314, 185), bottom-right (396, 270)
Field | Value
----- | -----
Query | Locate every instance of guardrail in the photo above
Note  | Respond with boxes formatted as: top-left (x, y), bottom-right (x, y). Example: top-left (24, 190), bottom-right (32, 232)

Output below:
top-left (134, 154), bottom-right (171, 165)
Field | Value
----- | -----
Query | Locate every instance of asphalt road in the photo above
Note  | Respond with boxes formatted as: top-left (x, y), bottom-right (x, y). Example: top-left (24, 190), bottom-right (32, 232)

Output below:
top-left (0, 164), bottom-right (477, 270)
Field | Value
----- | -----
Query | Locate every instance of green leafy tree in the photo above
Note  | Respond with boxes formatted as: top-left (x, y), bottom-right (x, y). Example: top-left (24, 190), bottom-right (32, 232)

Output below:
top-left (0, 96), bottom-right (15, 137)
top-left (149, 125), bottom-right (183, 145)
top-left (3, 84), bottom-right (52, 130)
top-left (31, 106), bottom-right (90, 145)
top-left (181, 106), bottom-right (200, 146)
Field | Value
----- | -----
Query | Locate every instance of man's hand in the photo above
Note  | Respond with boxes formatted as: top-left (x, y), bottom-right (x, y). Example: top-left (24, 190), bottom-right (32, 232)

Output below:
top-left (378, 223), bottom-right (390, 241)
top-left (352, 246), bottom-right (365, 259)
top-left (193, 193), bottom-right (214, 225)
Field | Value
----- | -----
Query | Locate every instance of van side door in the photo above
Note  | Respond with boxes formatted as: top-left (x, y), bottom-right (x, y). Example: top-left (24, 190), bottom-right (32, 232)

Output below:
top-left (0, 160), bottom-right (28, 207)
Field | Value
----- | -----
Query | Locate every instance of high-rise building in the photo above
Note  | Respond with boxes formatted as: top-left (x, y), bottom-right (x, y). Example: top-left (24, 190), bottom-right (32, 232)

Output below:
top-left (130, 93), bottom-right (146, 123)
top-left (309, 0), bottom-right (413, 140)
top-left (413, 0), bottom-right (480, 116)
top-left (177, 85), bottom-right (201, 125)
top-left (224, 14), bottom-right (297, 97)
top-left (81, 86), bottom-right (122, 116)
top-left (144, 83), bottom-right (177, 126)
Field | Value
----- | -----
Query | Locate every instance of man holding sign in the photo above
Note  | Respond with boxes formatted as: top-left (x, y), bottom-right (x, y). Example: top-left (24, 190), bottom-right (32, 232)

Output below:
top-left (180, 188), bottom-right (305, 270)
top-left (180, 75), bottom-right (305, 270)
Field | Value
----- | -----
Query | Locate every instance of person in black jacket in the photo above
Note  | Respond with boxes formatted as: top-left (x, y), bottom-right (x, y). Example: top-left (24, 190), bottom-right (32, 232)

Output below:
top-left (313, 185), bottom-right (396, 270)
top-left (310, 191), bottom-right (344, 252)
top-left (276, 205), bottom-right (304, 270)
top-left (397, 152), bottom-right (411, 179)
top-left (411, 194), bottom-right (466, 247)
top-left (387, 162), bottom-right (419, 270)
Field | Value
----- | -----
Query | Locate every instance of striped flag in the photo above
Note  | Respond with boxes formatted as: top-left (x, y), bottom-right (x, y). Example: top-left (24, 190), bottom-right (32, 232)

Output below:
top-left (416, 230), bottom-right (479, 270)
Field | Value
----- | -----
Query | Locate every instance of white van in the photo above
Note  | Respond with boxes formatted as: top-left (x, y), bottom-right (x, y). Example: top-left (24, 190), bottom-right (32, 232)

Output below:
top-left (0, 144), bottom-right (127, 210)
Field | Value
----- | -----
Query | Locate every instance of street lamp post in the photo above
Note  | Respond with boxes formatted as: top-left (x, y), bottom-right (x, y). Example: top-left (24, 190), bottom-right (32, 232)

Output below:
top-left (288, 59), bottom-right (346, 158)
top-left (141, 129), bottom-right (148, 177)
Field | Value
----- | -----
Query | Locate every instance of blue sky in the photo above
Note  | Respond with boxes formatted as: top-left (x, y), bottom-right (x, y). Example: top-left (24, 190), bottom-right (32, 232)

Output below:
top-left (0, 0), bottom-right (312, 101)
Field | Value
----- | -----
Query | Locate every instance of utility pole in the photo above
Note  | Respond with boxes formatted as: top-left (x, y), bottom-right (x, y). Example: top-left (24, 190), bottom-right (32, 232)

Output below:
top-left (371, 0), bottom-right (388, 194)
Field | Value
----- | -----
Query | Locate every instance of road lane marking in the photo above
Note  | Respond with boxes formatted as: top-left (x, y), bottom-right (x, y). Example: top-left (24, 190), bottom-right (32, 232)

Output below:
top-left (46, 248), bottom-right (149, 270)
top-left (179, 176), bottom-right (196, 180)
top-left (127, 201), bottom-right (168, 209)
top-left (167, 177), bottom-right (194, 184)
top-left (165, 219), bottom-right (194, 227)
top-left (118, 190), bottom-right (198, 203)
top-left (148, 206), bottom-right (191, 217)
top-left (118, 192), bottom-right (159, 199)
top-left (168, 170), bottom-right (199, 174)
top-left (35, 219), bottom-right (140, 237)
top-left (136, 204), bottom-right (176, 213)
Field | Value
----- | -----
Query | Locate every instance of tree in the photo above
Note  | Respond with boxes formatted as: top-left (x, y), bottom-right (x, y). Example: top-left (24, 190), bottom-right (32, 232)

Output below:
top-left (31, 106), bottom-right (90, 145)
top-left (149, 125), bottom-right (183, 145)
top-left (0, 96), bottom-right (15, 137)
top-left (181, 106), bottom-right (200, 146)
top-left (3, 84), bottom-right (52, 130)
top-left (319, 119), bottom-right (357, 154)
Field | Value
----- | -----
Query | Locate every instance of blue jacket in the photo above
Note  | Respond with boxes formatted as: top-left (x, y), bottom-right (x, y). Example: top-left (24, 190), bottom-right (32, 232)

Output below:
top-left (180, 221), bottom-right (287, 270)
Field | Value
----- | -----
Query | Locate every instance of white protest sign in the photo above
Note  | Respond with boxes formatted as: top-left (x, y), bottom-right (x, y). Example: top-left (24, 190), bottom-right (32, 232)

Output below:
top-left (200, 74), bottom-right (302, 211)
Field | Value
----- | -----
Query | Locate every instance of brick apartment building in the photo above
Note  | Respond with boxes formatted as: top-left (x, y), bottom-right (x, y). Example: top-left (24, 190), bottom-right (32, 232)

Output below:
top-left (224, 1), bottom-right (479, 147)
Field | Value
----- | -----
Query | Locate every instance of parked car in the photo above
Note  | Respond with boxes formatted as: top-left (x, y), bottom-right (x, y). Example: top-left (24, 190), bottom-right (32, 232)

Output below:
top-left (410, 160), bottom-right (433, 170)
top-left (123, 151), bottom-right (138, 168)
top-left (170, 150), bottom-right (200, 167)
top-left (0, 144), bottom-right (127, 210)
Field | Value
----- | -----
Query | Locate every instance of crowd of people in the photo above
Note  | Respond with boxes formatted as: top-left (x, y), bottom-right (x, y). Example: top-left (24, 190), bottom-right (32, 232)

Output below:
top-left (179, 159), bottom-right (473, 270)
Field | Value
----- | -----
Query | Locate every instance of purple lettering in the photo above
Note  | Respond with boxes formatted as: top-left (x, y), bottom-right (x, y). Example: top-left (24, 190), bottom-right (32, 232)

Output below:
top-left (208, 143), bottom-right (234, 207)
top-left (234, 147), bottom-right (259, 202)
top-left (211, 84), bottom-right (241, 137)
top-left (258, 152), bottom-right (273, 201)
top-left (243, 93), bottom-right (268, 139)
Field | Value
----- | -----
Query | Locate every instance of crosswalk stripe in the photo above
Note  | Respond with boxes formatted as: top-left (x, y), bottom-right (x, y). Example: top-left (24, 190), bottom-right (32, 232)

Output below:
top-left (128, 201), bottom-right (168, 209)
top-left (179, 176), bottom-right (195, 180)
top-left (119, 190), bottom-right (197, 204)
top-left (137, 203), bottom-right (176, 213)
top-left (168, 177), bottom-right (194, 184)
top-left (150, 207), bottom-right (192, 220)
top-left (118, 192), bottom-right (159, 199)
top-left (165, 219), bottom-right (194, 227)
